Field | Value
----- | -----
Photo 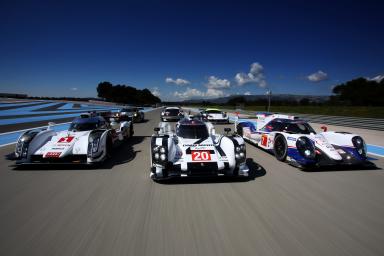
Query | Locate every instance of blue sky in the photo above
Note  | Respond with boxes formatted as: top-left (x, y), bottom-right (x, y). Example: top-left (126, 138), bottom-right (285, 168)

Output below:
top-left (0, 0), bottom-right (383, 101)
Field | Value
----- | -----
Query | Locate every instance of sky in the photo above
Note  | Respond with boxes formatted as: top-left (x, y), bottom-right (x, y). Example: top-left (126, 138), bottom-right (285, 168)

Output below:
top-left (0, 0), bottom-right (383, 101)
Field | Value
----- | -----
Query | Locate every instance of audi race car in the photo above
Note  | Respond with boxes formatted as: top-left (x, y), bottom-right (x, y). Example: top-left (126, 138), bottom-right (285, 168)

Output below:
top-left (200, 108), bottom-right (229, 124)
top-left (235, 114), bottom-right (369, 169)
top-left (160, 107), bottom-right (184, 122)
top-left (13, 113), bottom-right (133, 165)
top-left (118, 107), bottom-right (144, 122)
top-left (149, 118), bottom-right (249, 180)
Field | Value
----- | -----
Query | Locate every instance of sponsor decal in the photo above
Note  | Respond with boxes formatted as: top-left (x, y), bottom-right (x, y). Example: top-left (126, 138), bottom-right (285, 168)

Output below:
top-left (51, 147), bottom-right (65, 150)
top-left (192, 150), bottom-right (211, 161)
top-left (336, 149), bottom-right (346, 154)
top-left (287, 136), bottom-right (297, 141)
top-left (58, 136), bottom-right (74, 143)
top-left (44, 152), bottom-right (61, 158)
top-left (183, 144), bottom-right (214, 147)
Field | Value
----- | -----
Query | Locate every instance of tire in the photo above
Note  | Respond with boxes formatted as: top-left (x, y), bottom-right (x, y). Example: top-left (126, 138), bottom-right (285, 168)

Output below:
top-left (106, 134), bottom-right (113, 158)
top-left (129, 124), bottom-right (134, 137)
top-left (236, 124), bottom-right (244, 136)
top-left (274, 134), bottom-right (287, 161)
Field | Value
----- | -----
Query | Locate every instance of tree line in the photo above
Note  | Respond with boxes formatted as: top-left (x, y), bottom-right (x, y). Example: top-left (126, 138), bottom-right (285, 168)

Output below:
top-left (97, 81), bottom-right (161, 105)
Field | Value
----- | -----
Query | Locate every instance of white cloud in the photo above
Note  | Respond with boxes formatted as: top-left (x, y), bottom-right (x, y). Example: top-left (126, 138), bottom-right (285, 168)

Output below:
top-left (244, 91), bottom-right (251, 95)
top-left (70, 87), bottom-right (78, 91)
top-left (205, 76), bottom-right (231, 89)
top-left (151, 87), bottom-right (161, 97)
top-left (173, 87), bottom-right (204, 99)
top-left (367, 75), bottom-right (384, 83)
top-left (165, 77), bottom-right (190, 86)
top-left (307, 70), bottom-right (328, 82)
top-left (235, 62), bottom-right (267, 87)
top-left (205, 88), bottom-right (224, 97)
top-left (173, 87), bottom-right (224, 99)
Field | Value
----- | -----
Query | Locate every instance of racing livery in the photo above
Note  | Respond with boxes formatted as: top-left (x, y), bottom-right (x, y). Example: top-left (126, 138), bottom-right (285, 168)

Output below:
top-left (13, 113), bottom-right (133, 165)
top-left (235, 114), bottom-right (369, 168)
top-left (160, 107), bottom-right (184, 122)
top-left (201, 108), bottom-right (229, 123)
top-left (150, 118), bottom-right (249, 180)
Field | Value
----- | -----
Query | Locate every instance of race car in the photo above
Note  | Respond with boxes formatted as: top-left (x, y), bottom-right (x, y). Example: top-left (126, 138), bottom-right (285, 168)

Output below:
top-left (13, 113), bottom-right (133, 165)
top-left (235, 114), bottom-right (369, 168)
top-left (118, 107), bottom-right (144, 122)
top-left (160, 107), bottom-right (184, 122)
top-left (200, 108), bottom-right (229, 123)
top-left (150, 118), bottom-right (249, 180)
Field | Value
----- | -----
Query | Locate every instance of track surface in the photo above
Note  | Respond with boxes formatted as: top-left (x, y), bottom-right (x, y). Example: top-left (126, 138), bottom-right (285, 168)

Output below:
top-left (1, 109), bottom-right (384, 256)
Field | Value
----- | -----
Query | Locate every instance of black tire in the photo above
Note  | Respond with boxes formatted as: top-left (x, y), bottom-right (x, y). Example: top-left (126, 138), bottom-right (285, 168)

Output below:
top-left (130, 124), bottom-right (134, 137)
top-left (236, 124), bottom-right (244, 136)
top-left (274, 134), bottom-right (287, 161)
top-left (106, 134), bottom-right (113, 158)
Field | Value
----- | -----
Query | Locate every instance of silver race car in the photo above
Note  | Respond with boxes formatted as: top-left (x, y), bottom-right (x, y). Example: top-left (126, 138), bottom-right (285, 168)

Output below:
top-left (150, 118), bottom-right (249, 180)
top-left (13, 113), bottom-right (133, 165)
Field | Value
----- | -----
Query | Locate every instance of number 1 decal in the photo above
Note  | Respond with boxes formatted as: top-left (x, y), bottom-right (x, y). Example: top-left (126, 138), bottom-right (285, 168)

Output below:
top-left (192, 151), bottom-right (211, 161)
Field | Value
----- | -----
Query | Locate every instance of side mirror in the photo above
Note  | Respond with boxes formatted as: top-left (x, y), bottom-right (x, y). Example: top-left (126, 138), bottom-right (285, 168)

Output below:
top-left (154, 127), bottom-right (160, 132)
top-left (320, 126), bottom-right (328, 132)
top-left (224, 128), bottom-right (231, 134)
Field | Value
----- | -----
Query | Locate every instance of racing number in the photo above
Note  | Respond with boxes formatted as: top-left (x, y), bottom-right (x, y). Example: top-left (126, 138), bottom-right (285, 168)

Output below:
top-left (192, 151), bottom-right (211, 161)
top-left (261, 134), bottom-right (268, 147)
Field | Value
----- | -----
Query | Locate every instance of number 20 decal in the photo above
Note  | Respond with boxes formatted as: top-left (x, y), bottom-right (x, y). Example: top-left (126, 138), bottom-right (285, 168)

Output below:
top-left (192, 151), bottom-right (211, 161)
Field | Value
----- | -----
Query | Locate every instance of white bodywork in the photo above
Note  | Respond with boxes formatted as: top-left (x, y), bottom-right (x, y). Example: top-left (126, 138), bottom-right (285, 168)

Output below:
top-left (14, 118), bottom-right (132, 165)
top-left (150, 120), bottom-right (249, 180)
top-left (236, 114), bottom-right (367, 167)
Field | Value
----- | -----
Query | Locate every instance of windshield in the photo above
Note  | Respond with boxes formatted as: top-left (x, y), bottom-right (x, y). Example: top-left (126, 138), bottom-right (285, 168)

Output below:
top-left (121, 108), bottom-right (134, 113)
top-left (69, 121), bottom-right (99, 131)
top-left (206, 110), bottom-right (222, 114)
top-left (165, 109), bottom-right (180, 115)
top-left (281, 122), bottom-right (316, 134)
top-left (176, 124), bottom-right (209, 139)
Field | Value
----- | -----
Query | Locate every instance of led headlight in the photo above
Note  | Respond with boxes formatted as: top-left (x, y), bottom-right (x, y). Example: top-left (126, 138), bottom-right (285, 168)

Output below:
top-left (92, 138), bottom-right (100, 153)
top-left (352, 136), bottom-right (366, 156)
top-left (160, 147), bottom-right (166, 153)
top-left (296, 137), bottom-right (315, 159)
top-left (153, 146), bottom-right (159, 153)
top-left (235, 146), bottom-right (241, 152)
top-left (154, 153), bottom-right (160, 159)
top-left (160, 154), bottom-right (166, 161)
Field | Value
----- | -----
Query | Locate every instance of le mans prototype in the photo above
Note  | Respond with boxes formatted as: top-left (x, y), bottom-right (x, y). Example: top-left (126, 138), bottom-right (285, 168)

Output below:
top-left (150, 117), bottom-right (249, 180)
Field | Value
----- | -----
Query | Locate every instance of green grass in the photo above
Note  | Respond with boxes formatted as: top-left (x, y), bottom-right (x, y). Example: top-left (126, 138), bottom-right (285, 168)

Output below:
top-left (194, 105), bottom-right (384, 118)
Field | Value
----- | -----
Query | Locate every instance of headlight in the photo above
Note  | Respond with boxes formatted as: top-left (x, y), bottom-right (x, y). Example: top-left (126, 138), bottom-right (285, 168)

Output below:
top-left (92, 138), bottom-right (100, 153)
top-left (154, 153), bottom-right (160, 159)
top-left (160, 147), bottom-right (166, 153)
top-left (235, 146), bottom-right (241, 152)
top-left (296, 137), bottom-right (315, 159)
top-left (352, 136), bottom-right (366, 156)
top-left (153, 146), bottom-right (159, 153)
top-left (134, 113), bottom-right (138, 116)
top-left (160, 154), bottom-right (166, 161)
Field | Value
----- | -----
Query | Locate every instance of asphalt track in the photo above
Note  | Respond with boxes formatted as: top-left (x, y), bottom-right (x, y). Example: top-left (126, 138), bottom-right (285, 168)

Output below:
top-left (1, 109), bottom-right (384, 256)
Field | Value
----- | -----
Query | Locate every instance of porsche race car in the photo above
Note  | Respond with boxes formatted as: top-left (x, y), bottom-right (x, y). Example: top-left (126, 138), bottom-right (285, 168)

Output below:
top-left (200, 108), bottom-right (229, 124)
top-left (235, 114), bottom-right (369, 168)
top-left (13, 113), bottom-right (133, 165)
top-left (150, 118), bottom-right (249, 180)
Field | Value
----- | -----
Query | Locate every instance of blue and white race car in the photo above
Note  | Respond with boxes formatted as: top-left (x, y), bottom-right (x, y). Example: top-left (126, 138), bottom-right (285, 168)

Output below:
top-left (235, 114), bottom-right (369, 168)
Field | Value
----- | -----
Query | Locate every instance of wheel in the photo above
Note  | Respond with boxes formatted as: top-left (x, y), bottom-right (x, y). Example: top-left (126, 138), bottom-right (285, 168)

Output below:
top-left (106, 134), bottom-right (113, 158)
top-left (236, 124), bottom-right (243, 136)
top-left (129, 124), bottom-right (134, 137)
top-left (274, 134), bottom-right (287, 161)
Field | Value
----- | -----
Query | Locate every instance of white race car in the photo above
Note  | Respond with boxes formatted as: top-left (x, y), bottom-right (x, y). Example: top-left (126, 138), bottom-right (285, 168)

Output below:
top-left (13, 113), bottom-right (133, 165)
top-left (150, 118), bottom-right (249, 180)
top-left (235, 114), bottom-right (369, 168)
top-left (201, 108), bottom-right (229, 123)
